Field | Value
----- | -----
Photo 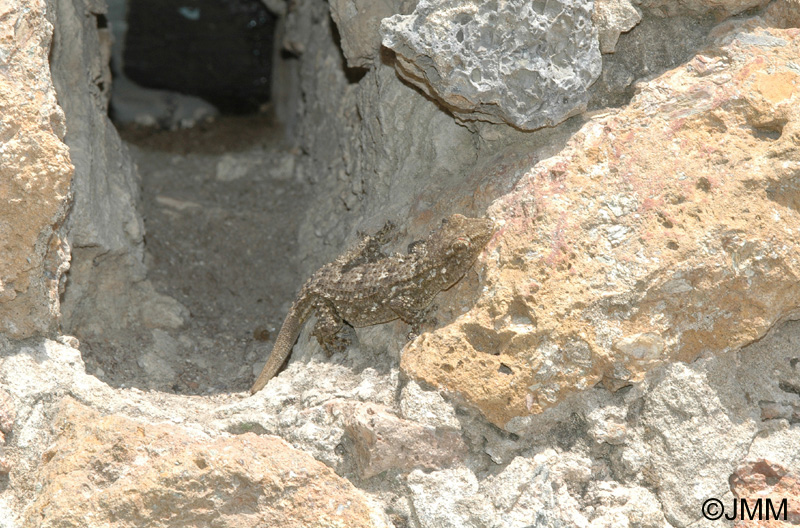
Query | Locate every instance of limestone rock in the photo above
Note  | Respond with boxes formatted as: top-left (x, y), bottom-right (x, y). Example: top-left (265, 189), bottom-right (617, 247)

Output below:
top-left (0, 388), bottom-right (14, 475)
top-left (380, 0), bottom-right (602, 130)
top-left (631, 363), bottom-right (757, 526)
top-left (634, 0), bottom-right (771, 17)
top-left (49, 0), bottom-right (168, 340)
top-left (0, 389), bottom-right (14, 442)
top-left (399, 380), bottom-right (461, 430)
top-left (593, 0), bottom-right (642, 53)
top-left (406, 468), bottom-right (496, 528)
top-left (401, 21), bottom-right (800, 427)
top-left (0, 0), bottom-right (74, 338)
top-left (338, 401), bottom-right (467, 478)
top-left (23, 398), bottom-right (388, 528)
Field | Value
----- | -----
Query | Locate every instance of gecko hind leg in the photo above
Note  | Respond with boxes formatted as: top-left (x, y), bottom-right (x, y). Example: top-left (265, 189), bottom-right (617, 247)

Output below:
top-left (312, 302), bottom-right (350, 357)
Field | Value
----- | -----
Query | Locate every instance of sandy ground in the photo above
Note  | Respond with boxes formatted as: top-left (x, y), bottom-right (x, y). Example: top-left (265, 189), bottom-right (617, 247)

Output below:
top-left (79, 114), bottom-right (312, 395)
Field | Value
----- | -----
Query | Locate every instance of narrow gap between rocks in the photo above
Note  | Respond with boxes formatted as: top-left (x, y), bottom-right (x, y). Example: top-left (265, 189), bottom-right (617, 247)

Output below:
top-left (78, 115), bottom-right (311, 395)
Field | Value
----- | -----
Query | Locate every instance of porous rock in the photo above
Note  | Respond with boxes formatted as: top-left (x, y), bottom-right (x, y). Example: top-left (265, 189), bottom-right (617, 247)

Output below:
top-left (380, 0), bottom-right (602, 130)
top-left (0, 388), bottom-right (14, 440)
top-left (401, 21), bottom-right (800, 427)
top-left (406, 467), bottom-right (496, 528)
top-left (0, 0), bottom-right (73, 338)
top-left (0, 388), bottom-right (14, 475)
top-left (399, 380), bottom-right (461, 429)
top-left (23, 397), bottom-right (388, 528)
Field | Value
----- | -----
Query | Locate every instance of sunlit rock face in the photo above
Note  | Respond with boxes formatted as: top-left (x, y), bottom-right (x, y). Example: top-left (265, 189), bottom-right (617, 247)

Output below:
top-left (402, 20), bottom-right (800, 428)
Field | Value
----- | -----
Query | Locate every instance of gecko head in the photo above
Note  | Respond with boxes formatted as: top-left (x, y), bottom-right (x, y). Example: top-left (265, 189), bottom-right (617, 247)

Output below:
top-left (426, 214), bottom-right (496, 282)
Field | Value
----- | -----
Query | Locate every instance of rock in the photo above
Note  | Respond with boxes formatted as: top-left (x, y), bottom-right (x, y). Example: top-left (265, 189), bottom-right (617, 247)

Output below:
top-left (401, 21), bottom-right (800, 427)
top-left (585, 396), bottom-right (628, 445)
top-left (0, 388), bottom-right (14, 475)
top-left (593, 0), bottom-right (642, 53)
top-left (399, 380), bottom-right (460, 429)
top-left (630, 363), bottom-right (757, 526)
top-left (480, 454), bottom-right (589, 528)
top-left (338, 401), bottom-right (467, 478)
top-left (406, 468), bottom-right (496, 528)
top-left (765, 0), bottom-right (800, 28)
top-left (0, 389), bottom-right (15, 441)
top-left (136, 330), bottom-right (179, 388)
top-left (329, 0), bottom-right (406, 68)
top-left (730, 460), bottom-right (800, 525)
top-left (22, 398), bottom-right (388, 528)
top-left (380, 0), bottom-right (602, 130)
top-left (383, 0), bottom-right (598, 128)
top-left (0, 0), bottom-right (74, 338)
top-left (48, 0), bottom-right (171, 342)
top-left (110, 76), bottom-right (219, 128)
top-left (584, 481), bottom-right (667, 527)
top-left (405, 452), bottom-right (665, 528)
top-left (634, 0), bottom-right (770, 17)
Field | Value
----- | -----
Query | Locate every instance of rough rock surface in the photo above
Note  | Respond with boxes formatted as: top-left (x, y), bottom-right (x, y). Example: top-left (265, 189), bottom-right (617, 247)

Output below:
top-left (23, 397), bottom-right (387, 528)
top-left (402, 20), bottom-right (800, 427)
top-left (329, 0), bottom-right (413, 68)
top-left (5, 0), bottom-right (800, 527)
top-left (380, 0), bottom-right (602, 130)
top-left (337, 401), bottom-right (467, 478)
top-left (0, 388), bottom-right (14, 474)
top-left (635, 0), bottom-right (771, 17)
top-left (765, 0), bottom-right (800, 28)
top-left (730, 460), bottom-right (800, 526)
top-left (48, 0), bottom-right (185, 341)
top-left (0, 0), bottom-right (73, 338)
top-left (593, 0), bottom-right (642, 53)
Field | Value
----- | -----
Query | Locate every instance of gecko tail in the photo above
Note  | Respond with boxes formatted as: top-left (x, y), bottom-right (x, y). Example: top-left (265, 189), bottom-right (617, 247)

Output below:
top-left (250, 306), bottom-right (305, 394)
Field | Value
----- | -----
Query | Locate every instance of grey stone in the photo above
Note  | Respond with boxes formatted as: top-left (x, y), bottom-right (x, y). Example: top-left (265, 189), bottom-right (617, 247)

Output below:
top-left (329, 0), bottom-right (407, 68)
top-left (49, 0), bottom-right (187, 340)
top-left (380, 0), bottom-right (602, 130)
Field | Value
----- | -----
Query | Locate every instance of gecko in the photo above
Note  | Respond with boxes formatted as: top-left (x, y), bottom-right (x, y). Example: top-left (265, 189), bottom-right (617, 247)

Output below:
top-left (250, 214), bottom-right (495, 394)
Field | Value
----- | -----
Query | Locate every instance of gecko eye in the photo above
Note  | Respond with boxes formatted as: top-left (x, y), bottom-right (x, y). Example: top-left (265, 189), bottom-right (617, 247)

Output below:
top-left (454, 237), bottom-right (471, 250)
top-left (441, 218), bottom-right (449, 225)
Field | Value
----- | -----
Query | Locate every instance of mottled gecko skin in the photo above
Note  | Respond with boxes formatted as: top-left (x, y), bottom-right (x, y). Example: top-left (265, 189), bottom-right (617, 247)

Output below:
top-left (250, 214), bottom-right (496, 394)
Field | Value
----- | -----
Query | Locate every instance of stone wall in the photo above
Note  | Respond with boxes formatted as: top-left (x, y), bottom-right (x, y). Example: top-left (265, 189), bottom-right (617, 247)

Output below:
top-left (2, 0), bottom-right (800, 527)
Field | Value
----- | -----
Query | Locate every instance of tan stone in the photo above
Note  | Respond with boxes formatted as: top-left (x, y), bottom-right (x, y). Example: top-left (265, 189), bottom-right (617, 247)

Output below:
top-left (24, 398), bottom-right (387, 528)
top-left (337, 401), bottom-right (467, 479)
top-left (402, 22), bottom-right (800, 427)
top-left (0, 0), bottom-right (74, 338)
